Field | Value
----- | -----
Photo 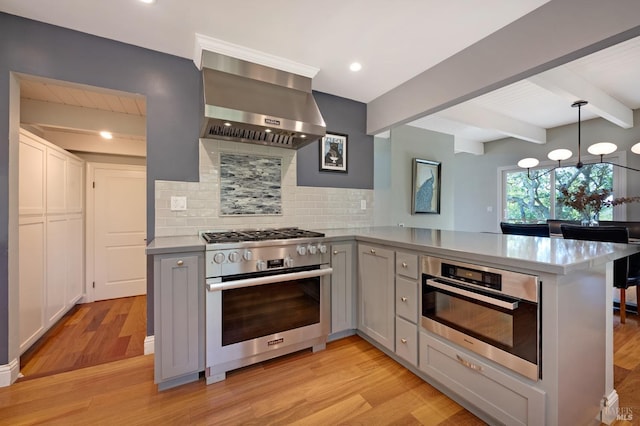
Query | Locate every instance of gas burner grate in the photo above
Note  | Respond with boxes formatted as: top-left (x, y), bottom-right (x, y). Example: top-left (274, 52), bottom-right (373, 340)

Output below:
top-left (201, 228), bottom-right (324, 244)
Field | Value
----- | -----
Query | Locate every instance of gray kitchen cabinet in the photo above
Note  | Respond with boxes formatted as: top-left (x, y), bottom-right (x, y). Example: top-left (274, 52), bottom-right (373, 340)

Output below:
top-left (420, 331), bottom-right (545, 425)
top-left (330, 242), bottom-right (355, 336)
top-left (358, 243), bottom-right (395, 351)
top-left (154, 251), bottom-right (204, 390)
top-left (395, 251), bottom-right (419, 365)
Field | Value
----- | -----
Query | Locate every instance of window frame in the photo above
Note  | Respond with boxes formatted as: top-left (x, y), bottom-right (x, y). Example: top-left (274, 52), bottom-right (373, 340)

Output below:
top-left (499, 152), bottom-right (629, 222)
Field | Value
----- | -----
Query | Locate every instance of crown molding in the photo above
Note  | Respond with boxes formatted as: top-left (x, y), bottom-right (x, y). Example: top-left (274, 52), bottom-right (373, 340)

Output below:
top-left (194, 33), bottom-right (319, 78)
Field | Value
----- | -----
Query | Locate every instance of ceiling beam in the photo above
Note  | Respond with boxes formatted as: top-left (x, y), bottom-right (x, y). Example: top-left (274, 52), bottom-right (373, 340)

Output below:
top-left (439, 103), bottom-right (546, 144)
top-left (20, 99), bottom-right (146, 137)
top-left (43, 130), bottom-right (146, 157)
top-left (367, 1), bottom-right (640, 135)
top-left (527, 67), bottom-right (633, 128)
top-left (454, 138), bottom-right (484, 155)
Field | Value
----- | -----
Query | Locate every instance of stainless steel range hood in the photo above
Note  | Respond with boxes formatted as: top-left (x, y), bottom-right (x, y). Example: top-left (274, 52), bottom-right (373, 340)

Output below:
top-left (201, 51), bottom-right (326, 149)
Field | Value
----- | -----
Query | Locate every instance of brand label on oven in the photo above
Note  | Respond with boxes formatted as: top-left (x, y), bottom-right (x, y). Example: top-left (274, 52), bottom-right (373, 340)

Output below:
top-left (267, 259), bottom-right (283, 269)
top-left (268, 338), bottom-right (284, 346)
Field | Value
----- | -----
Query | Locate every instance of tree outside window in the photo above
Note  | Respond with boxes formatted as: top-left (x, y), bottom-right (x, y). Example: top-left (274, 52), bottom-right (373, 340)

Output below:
top-left (504, 163), bottom-right (613, 222)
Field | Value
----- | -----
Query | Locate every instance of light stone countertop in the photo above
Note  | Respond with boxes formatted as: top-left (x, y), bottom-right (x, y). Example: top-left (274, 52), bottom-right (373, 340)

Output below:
top-left (318, 226), bottom-right (640, 275)
top-left (146, 226), bottom-right (640, 275)
top-left (146, 235), bottom-right (204, 255)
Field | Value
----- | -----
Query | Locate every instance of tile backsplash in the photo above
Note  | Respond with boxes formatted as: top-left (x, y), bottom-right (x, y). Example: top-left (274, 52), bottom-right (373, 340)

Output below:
top-left (154, 139), bottom-right (374, 237)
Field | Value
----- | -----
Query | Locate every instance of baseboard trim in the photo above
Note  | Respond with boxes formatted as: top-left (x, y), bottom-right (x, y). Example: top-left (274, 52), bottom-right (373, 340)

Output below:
top-left (144, 335), bottom-right (154, 355)
top-left (0, 358), bottom-right (20, 387)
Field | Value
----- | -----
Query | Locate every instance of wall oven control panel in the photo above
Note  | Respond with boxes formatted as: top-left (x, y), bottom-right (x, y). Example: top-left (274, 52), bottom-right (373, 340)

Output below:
top-left (441, 262), bottom-right (502, 291)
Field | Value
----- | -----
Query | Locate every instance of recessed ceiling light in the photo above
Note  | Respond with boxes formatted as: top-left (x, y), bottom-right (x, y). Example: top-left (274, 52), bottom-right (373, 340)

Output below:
top-left (349, 62), bottom-right (362, 72)
top-left (99, 131), bottom-right (113, 140)
top-left (139, 0), bottom-right (155, 4)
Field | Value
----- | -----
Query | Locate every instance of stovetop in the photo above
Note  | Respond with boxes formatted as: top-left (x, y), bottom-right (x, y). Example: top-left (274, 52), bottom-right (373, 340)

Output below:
top-left (201, 227), bottom-right (324, 244)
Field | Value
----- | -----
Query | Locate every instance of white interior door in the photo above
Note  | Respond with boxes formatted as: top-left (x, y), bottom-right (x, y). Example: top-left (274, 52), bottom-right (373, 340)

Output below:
top-left (92, 164), bottom-right (146, 301)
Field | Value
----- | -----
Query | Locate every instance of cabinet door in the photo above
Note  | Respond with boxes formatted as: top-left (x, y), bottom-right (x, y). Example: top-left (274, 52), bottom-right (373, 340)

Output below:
top-left (396, 276), bottom-right (418, 323)
top-left (66, 215), bottom-right (84, 305)
top-left (66, 157), bottom-right (84, 213)
top-left (19, 136), bottom-right (46, 215)
top-left (358, 243), bottom-right (395, 351)
top-left (19, 218), bottom-right (45, 353)
top-left (46, 217), bottom-right (67, 324)
top-left (331, 242), bottom-right (354, 334)
top-left (156, 253), bottom-right (201, 381)
top-left (396, 317), bottom-right (418, 366)
top-left (46, 149), bottom-right (66, 214)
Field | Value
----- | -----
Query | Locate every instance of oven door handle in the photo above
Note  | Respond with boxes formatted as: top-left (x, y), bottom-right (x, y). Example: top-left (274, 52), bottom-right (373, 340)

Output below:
top-left (426, 279), bottom-right (519, 311)
top-left (206, 266), bottom-right (333, 292)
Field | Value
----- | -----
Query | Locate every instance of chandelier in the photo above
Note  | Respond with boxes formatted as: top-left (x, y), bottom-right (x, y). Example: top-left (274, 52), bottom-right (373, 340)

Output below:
top-left (517, 100), bottom-right (640, 178)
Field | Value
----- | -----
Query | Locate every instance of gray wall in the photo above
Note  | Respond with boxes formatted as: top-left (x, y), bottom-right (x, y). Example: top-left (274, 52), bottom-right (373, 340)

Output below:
top-left (0, 13), bottom-right (374, 364)
top-left (297, 92), bottom-right (373, 189)
top-left (386, 126), bottom-right (456, 229)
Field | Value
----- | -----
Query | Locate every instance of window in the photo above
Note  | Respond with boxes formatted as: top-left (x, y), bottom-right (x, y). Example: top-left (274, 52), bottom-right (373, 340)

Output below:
top-left (502, 162), bottom-right (617, 222)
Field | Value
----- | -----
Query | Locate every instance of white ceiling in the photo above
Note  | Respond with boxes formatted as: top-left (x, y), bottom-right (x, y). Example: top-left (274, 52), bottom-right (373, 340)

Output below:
top-left (3, 0), bottom-right (640, 151)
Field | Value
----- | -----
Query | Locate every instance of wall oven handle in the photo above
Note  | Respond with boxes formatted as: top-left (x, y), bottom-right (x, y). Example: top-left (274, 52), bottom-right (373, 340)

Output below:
top-left (426, 279), bottom-right (519, 311)
top-left (207, 266), bottom-right (333, 292)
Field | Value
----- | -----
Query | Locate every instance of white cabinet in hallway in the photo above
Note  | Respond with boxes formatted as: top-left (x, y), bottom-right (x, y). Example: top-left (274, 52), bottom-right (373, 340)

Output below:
top-left (358, 243), bottom-right (395, 351)
top-left (18, 128), bottom-right (85, 354)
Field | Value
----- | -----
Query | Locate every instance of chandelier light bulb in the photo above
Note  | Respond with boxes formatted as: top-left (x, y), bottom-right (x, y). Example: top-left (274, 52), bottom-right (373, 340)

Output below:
top-left (630, 142), bottom-right (640, 155)
top-left (547, 149), bottom-right (572, 162)
top-left (587, 142), bottom-right (617, 156)
top-left (517, 158), bottom-right (539, 169)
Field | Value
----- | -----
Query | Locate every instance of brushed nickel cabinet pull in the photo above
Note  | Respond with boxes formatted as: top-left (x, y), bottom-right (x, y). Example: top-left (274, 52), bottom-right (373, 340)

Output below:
top-left (401, 297), bottom-right (408, 302)
top-left (370, 249), bottom-right (376, 254)
top-left (177, 260), bottom-right (184, 266)
top-left (402, 262), bottom-right (408, 268)
top-left (401, 338), bottom-right (407, 344)
top-left (456, 354), bottom-right (483, 373)
top-left (333, 250), bottom-right (338, 255)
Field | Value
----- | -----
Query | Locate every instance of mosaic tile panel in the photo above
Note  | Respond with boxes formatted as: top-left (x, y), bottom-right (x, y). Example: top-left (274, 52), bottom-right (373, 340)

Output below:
top-left (219, 153), bottom-right (282, 215)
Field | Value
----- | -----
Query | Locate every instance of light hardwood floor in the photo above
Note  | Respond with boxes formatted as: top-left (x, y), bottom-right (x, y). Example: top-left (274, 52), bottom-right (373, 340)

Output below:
top-left (3, 301), bottom-right (639, 425)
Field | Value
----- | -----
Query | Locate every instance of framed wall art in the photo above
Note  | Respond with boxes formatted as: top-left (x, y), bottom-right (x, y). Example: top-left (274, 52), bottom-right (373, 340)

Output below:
top-left (411, 158), bottom-right (441, 214)
top-left (319, 132), bottom-right (348, 173)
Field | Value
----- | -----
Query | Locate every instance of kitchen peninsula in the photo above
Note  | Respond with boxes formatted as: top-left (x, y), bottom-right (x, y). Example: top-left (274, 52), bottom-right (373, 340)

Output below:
top-left (147, 226), bottom-right (640, 425)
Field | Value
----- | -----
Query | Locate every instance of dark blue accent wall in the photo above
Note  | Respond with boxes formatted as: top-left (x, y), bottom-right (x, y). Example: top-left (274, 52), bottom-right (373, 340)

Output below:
top-left (0, 13), bottom-right (373, 364)
top-left (298, 92), bottom-right (373, 189)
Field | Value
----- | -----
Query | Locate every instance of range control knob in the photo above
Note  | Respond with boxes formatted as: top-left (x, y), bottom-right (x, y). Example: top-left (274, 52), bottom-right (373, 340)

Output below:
top-left (213, 252), bottom-right (225, 264)
top-left (297, 245), bottom-right (307, 256)
top-left (284, 256), bottom-right (294, 268)
top-left (228, 251), bottom-right (240, 263)
top-left (308, 245), bottom-right (318, 255)
top-left (243, 250), bottom-right (253, 261)
top-left (256, 260), bottom-right (266, 271)
top-left (318, 244), bottom-right (327, 254)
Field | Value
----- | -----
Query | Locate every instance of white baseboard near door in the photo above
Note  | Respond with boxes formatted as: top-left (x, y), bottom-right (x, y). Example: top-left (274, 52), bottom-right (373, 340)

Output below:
top-left (144, 335), bottom-right (154, 355)
top-left (0, 358), bottom-right (20, 387)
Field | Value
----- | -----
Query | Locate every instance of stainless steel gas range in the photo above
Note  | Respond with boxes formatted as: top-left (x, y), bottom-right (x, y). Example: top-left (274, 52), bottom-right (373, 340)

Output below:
top-left (201, 228), bottom-right (332, 384)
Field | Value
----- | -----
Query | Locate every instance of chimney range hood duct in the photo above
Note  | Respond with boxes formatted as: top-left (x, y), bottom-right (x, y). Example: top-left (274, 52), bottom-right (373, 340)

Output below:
top-left (201, 51), bottom-right (326, 149)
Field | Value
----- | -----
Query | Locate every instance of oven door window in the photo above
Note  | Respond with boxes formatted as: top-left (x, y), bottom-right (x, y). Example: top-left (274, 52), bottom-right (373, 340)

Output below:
top-left (424, 283), bottom-right (538, 364)
top-left (222, 278), bottom-right (320, 346)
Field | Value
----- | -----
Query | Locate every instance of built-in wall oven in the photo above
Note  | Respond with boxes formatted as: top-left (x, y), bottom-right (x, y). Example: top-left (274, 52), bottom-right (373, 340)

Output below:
top-left (202, 228), bottom-right (332, 384)
top-left (421, 256), bottom-right (540, 381)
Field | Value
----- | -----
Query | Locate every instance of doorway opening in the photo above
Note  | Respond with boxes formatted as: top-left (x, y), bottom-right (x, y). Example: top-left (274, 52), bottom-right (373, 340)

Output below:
top-left (15, 75), bottom-right (148, 379)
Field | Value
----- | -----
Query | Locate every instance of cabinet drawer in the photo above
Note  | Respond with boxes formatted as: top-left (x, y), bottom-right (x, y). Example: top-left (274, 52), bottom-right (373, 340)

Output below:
top-left (395, 317), bottom-right (418, 366)
top-left (395, 276), bottom-right (418, 323)
top-left (419, 332), bottom-right (545, 425)
top-left (396, 252), bottom-right (418, 279)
